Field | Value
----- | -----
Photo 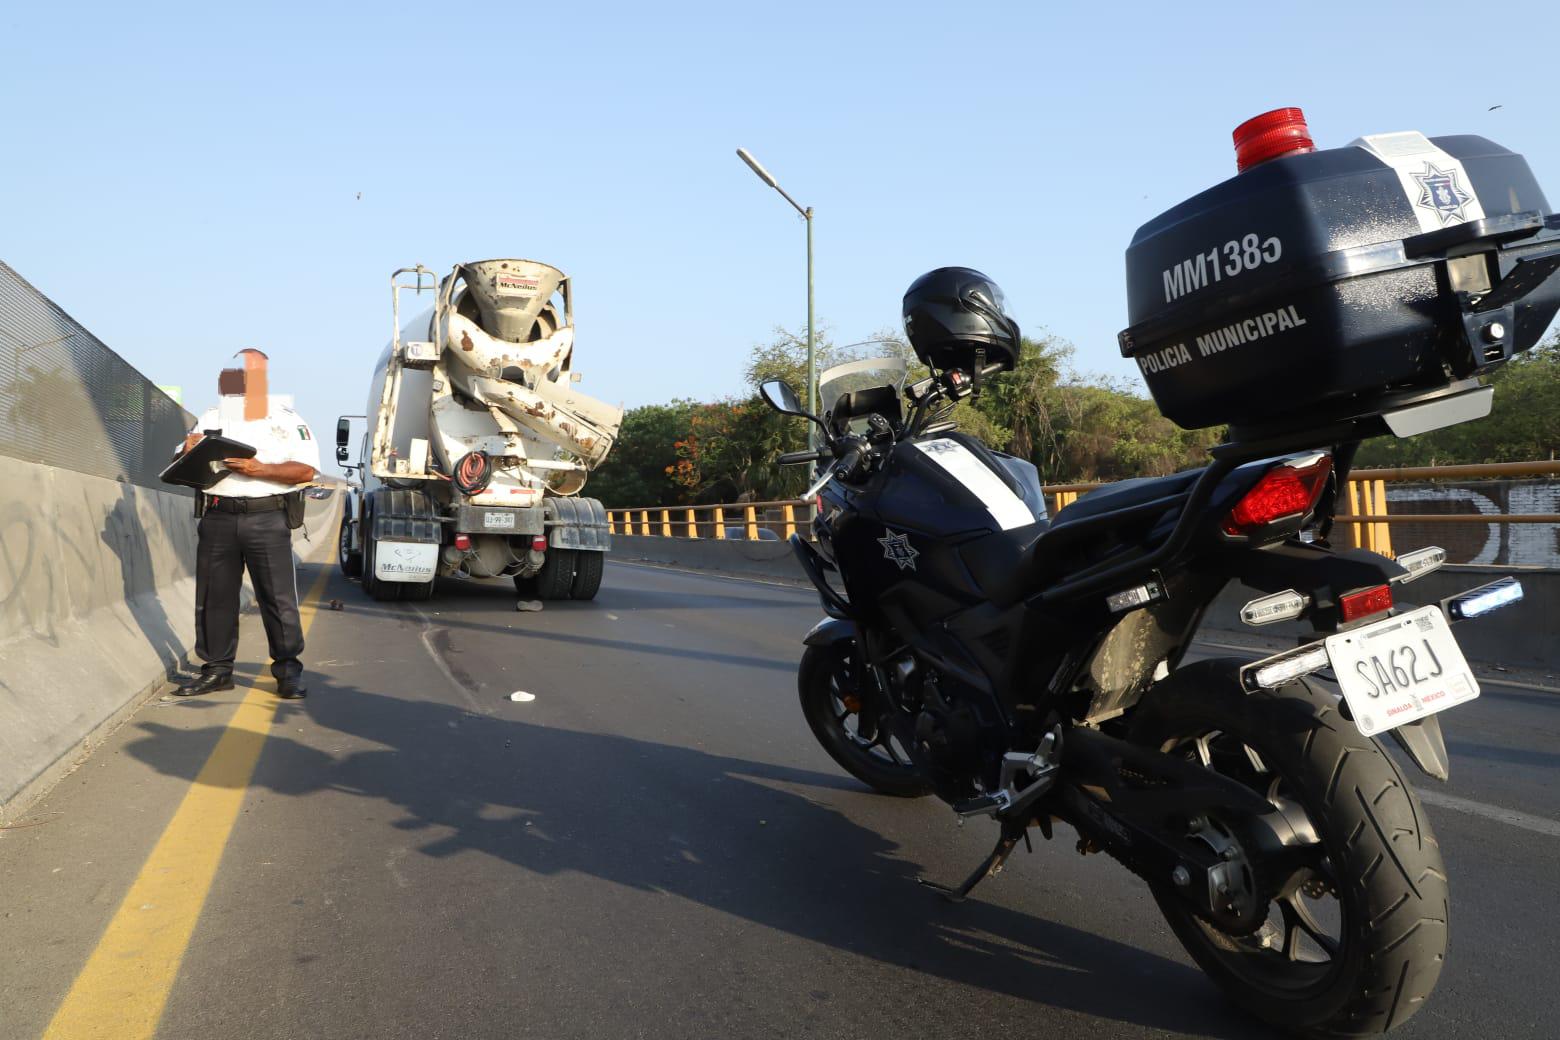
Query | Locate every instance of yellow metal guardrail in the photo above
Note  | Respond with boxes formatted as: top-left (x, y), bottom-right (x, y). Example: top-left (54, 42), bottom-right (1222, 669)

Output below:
top-left (608, 500), bottom-right (805, 541)
top-left (607, 461), bottom-right (1560, 558)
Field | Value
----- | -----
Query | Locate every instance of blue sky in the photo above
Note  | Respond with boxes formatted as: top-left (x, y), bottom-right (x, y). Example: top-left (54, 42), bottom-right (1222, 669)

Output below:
top-left (3, 0), bottom-right (1554, 472)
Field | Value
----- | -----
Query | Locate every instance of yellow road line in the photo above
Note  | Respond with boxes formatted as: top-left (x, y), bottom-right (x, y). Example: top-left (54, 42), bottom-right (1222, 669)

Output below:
top-left (42, 564), bottom-right (335, 1040)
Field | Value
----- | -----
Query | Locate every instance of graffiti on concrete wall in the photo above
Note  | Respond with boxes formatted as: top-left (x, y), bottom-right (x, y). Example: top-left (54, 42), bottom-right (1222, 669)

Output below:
top-left (1386, 480), bottom-right (1559, 567)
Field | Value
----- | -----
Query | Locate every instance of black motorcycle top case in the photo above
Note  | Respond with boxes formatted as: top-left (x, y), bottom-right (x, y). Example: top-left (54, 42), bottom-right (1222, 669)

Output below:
top-left (830, 434), bottom-right (1044, 637)
top-left (1119, 132), bottom-right (1560, 431)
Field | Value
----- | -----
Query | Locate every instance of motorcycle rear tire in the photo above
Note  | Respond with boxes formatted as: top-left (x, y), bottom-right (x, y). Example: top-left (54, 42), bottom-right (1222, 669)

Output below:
top-left (798, 641), bottom-right (932, 798)
top-left (1129, 659), bottom-right (1448, 1037)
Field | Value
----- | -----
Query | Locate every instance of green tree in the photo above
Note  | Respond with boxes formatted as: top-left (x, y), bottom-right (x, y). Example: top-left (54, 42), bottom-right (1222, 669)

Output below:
top-left (1355, 332), bottom-right (1560, 467)
top-left (745, 325), bottom-right (922, 397)
top-left (670, 397), bottom-right (811, 503)
top-left (586, 400), bottom-right (698, 507)
top-left (591, 322), bottom-right (1245, 509)
top-left (964, 333), bottom-right (1221, 482)
top-left (744, 325), bottom-right (843, 393)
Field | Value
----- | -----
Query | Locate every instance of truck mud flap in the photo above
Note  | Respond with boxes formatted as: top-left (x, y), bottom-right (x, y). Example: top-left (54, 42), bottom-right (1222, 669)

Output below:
top-left (546, 496), bottom-right (611, 552)
top-left (369, 488), bottom-right (442, 543)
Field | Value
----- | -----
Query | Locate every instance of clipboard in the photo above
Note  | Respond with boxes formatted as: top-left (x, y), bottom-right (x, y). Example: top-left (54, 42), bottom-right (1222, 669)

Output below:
top-left (159, 435), bottom-right (258, 490)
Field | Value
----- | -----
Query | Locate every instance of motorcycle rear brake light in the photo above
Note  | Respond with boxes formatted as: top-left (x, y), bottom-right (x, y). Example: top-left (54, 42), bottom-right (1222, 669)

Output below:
top-left (1339, 584), bottom-right (1393, 622)
top-left (1222, 456), bottom-right (1332, 536)
top-left (1446, 576), bottom-right (1523, 619)
top-left (453, 533), bottom-right (472, 552)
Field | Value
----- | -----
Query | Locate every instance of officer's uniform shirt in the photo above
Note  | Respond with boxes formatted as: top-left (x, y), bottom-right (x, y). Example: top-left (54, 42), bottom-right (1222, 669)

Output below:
top-left (188, 397), bottom-right (320, 496)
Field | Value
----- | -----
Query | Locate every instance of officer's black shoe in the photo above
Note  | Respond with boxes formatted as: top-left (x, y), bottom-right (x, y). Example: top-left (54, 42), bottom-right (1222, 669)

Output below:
top-left (276, 681), bottom-right (308, 700)
top-left (176, 673), bottom-right (234, 697)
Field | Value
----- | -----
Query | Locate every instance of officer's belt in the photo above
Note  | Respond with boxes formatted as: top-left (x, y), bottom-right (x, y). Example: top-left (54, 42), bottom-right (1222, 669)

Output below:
top-left (204, 493), bottom-right (290, 513)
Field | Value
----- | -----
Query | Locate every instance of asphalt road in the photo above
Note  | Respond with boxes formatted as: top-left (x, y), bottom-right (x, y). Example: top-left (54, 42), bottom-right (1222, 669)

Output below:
top-left (2, 543), bottom-right (1557, 1039)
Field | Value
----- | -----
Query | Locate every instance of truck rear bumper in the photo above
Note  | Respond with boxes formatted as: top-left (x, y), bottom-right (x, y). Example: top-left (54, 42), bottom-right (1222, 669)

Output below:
top-left (453, 504), bottom-right (544, 536)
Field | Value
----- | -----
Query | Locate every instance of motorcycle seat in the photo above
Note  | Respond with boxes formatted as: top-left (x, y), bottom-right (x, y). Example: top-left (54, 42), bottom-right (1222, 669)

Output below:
top-left (1048, 469), bottom-right (1203, 529)
top-left (963, 468), bottom-right (1206, 607)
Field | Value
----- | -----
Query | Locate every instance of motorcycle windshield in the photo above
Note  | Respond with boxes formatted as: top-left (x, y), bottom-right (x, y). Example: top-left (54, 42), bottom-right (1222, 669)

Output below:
top-left (817, 358), bottom-right (908, 419)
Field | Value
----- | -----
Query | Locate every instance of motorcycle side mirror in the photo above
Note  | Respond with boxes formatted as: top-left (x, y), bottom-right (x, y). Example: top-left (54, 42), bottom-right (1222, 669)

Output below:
top-left (759, 379), bottom-right (806, 416)
top-left (760, 380), bottom-right (828, 441)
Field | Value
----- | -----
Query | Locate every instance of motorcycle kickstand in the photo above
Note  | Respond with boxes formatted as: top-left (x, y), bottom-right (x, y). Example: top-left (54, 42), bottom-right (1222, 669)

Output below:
top-left (918, 822), bottom-right (1029, 904)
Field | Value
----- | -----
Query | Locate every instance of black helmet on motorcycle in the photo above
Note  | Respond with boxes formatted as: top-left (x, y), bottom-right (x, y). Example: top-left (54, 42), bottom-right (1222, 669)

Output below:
top-left (902, 267), bottom-right (1020, 374)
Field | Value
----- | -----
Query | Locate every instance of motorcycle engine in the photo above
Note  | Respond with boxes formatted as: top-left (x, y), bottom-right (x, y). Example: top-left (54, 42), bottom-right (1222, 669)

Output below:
top-left (894, 659), bottom-right (995, 799)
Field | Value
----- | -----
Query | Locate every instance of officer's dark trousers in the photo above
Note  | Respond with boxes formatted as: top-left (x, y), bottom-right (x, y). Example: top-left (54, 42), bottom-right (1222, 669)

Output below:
top-left (194, 509), bottom-right (304, 683)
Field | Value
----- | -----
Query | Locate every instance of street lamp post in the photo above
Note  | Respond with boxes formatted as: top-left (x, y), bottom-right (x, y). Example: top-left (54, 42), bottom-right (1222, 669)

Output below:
top-left (736, 147), bottom-right (815, 416)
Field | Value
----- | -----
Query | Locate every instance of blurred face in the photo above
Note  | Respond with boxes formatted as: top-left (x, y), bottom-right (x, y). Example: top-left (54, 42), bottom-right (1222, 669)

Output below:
top-left (218, 349), bottom-right (269, 420)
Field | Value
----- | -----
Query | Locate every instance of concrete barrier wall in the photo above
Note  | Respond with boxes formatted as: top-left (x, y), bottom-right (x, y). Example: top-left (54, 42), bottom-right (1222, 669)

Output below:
top-left (613, 535), bottom-right (1558, 672)
top-left (1384, 479), bottom-right (1560, 568)
top-left (616, 533), bottom-right (801, 581)
top-left (0, 456), bottom-right (200, 815)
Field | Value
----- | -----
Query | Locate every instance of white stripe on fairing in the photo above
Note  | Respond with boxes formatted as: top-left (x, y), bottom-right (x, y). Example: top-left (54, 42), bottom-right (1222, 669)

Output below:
top-left (1351, 131), bottom-right (1487, 234)
top-left (912, 440), bottom-right (1034, 531)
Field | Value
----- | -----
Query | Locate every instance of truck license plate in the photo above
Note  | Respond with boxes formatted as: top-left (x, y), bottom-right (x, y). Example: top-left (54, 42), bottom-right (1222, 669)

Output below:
top-left (1324, 606), bottom-right (1479, 737)
top-left (484, 511), bottom-right (516, 530)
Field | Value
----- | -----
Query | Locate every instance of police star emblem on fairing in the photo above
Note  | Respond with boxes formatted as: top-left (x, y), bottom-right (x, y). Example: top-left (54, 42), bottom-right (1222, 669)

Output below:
top-left (1410, 162), bottom-right (1473, 225)
top-left (878, 529), bottom-right (919, 571)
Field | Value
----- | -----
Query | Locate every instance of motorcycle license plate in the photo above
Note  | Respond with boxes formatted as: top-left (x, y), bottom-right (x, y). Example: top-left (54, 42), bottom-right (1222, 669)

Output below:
top-left (1324, 606), bottom-right (1479, 737)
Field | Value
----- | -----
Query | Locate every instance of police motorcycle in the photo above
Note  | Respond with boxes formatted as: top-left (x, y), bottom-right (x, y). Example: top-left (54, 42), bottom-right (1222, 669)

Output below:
top-left (758, 112), bottom-right (1560, 1037)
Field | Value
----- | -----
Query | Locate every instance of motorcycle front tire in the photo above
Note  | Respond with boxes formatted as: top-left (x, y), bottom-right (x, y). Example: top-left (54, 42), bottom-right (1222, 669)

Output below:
top-left (798, 641), bottom-right (932, 799)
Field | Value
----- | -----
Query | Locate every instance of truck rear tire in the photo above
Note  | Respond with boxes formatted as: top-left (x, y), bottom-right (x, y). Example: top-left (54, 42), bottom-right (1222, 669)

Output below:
top-left (401, 577), bottom-right (435, 601)
top-left (534, 548), bottom-right (577, 600)
top-left (361, 530), bottom-right (403, 602)
top-left (338, 512), bottom-right (363, 578)
top-left (570, 550), bottom-right (604, 600)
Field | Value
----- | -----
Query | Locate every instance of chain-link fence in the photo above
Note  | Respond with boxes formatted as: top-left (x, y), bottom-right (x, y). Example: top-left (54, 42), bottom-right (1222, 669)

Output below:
top-left (0, 261), bottom-right (193, 490)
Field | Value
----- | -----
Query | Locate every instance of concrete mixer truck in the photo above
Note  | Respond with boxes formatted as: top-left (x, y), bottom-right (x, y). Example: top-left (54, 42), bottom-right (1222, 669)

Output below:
top-left (335, 260), bottom-right (623, 603)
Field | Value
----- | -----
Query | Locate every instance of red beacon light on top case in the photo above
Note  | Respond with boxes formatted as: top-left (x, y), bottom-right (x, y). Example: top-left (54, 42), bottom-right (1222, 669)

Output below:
top-left (1233, 108), bottom-right (1316, 172)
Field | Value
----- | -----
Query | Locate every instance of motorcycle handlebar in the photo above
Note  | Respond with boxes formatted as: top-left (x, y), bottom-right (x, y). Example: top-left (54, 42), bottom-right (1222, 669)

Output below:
top-left (778, 450), bottom-right (824, 466)
top-left (834, 441), bottom-right (867, 481)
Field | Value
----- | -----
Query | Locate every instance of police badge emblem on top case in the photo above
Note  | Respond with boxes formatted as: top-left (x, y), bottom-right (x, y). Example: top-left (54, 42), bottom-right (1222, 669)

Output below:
top-left (878, 529), bottom-right (919, 571)
top-left (1411, 162), bottom-right (1475, 225)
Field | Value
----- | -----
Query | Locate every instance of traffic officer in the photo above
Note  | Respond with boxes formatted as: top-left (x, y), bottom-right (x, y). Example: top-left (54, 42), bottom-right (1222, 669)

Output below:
top-left (177, 349), bottom-right (320, 699)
